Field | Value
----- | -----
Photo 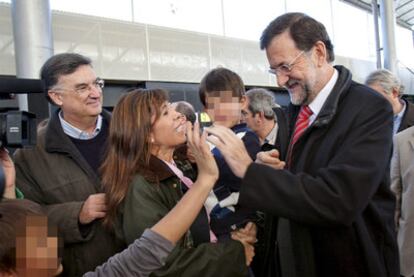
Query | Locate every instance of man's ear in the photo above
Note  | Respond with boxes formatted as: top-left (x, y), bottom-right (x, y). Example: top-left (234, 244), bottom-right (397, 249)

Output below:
top-left (255, 112), bottom-right (264, 124)
top-left (240, 96), bottom-right (247, 109)
top-left (48, 91), bottom-right (63, 106)
top-left (391, 87), bottom-right (400, 99)
top-left (313, 40), bottom-right (327, 67)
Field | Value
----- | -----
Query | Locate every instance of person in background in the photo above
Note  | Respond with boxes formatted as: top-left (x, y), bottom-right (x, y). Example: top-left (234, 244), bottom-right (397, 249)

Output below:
top-left (205, 12), bottom-right (398, 277)
top-left (241, 88), bottom-right (289, 277)
top-left (171, 101), bottom-right (197, 165)
top-left (390, 125), bottom-right (414, 277)
top-left (171, 101), bottom-right (196, 124)
top-left (102, 89), bottom-right (254, 277)
top-left (242, 88), bottom-right (289, 155)
top-left (365, 69), bottom-right (414, 135)
top-left (198, 67), bottom-right (261, 245)
top-left (14, 53), bottom-right (124, 276)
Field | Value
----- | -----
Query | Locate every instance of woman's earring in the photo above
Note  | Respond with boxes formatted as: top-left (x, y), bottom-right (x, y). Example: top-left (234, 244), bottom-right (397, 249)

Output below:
top-left (150, 137), bottom-right (154, 143)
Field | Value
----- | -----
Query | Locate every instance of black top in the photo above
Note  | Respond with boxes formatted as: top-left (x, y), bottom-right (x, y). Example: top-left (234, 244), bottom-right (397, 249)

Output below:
top-left (69, 120), bottom-right (109, 175)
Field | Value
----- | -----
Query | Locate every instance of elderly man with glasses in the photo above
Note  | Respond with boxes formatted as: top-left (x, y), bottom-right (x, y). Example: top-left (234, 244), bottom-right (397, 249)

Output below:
top-left (13, 53), bottom-right (125, 276)
top-left (205, 13), bottom-right (398, 277)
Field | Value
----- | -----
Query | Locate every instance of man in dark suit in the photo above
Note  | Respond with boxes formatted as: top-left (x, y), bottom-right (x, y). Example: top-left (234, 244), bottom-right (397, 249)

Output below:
top-left (242, 88), bottom-right (289, 157)
top-left (241, 88), bottom-right (289, 277)
top-left (365, 69), bottom-right (414, 134)
top-left (206, 12), bottom-right (398, 277)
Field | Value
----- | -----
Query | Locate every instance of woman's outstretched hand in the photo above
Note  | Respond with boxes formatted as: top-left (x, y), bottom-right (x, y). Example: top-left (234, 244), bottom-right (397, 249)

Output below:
top-left (186, 122), bottom-right (218, 186)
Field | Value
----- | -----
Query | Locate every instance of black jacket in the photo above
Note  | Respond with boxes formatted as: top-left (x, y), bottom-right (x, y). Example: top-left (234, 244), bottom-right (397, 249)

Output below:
top-left (239, 66), bottom-right (399, 277)
top-left (253, 106), bottom-right (289, 277)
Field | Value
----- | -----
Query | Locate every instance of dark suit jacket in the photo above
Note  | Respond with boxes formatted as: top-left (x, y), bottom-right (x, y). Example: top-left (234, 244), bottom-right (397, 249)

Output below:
top-left (254, 106), bottom-right (289, 277)
top-left (397, 98), bottom-right (414, 133)
top-left (261, 107), bottom-right (290, 159)
top-left (239, 66), bottom-right (399, 277)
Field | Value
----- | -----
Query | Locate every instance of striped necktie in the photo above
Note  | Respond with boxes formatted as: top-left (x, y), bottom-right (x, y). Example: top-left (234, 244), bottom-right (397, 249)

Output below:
top-left (287, 105), bottom-right (313, 167)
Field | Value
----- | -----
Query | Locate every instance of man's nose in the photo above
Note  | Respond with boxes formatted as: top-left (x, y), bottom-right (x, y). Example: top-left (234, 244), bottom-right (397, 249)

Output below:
top-left (89, 85), bottom-right (102, 97)
top-left (276, 74), bottom-right (289, 87)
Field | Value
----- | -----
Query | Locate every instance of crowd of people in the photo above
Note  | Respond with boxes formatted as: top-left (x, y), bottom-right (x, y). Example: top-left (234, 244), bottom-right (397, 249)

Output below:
top-left (0, 11), bottom-right (412, 277)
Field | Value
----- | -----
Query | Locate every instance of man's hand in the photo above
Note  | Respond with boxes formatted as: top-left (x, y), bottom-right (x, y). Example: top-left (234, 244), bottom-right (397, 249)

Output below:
top-left (242, 241), bottom-right (255, 266)
top-left (256, 149), bottom-right (286, 170)
top-left (231, 222), bottom-right (257, 244)
top-left (231, 222), bottom-right (257, 266)
top-left (79, 193), bottom-right (107, 224)
top-left (205, 125), bottom-right (253, 178)
top-left (0, 147), bottom-right (16, 198)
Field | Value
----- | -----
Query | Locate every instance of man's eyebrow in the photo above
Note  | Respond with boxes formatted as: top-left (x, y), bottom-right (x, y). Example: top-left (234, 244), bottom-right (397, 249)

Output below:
top-left (74, 78), bottom-right (98, 88)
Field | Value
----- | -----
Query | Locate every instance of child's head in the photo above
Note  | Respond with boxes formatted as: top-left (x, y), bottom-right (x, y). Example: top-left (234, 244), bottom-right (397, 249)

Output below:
top-left (0, 199), bottom-right (62, 277)
top-left (199, 67), bottom-right (246, 128)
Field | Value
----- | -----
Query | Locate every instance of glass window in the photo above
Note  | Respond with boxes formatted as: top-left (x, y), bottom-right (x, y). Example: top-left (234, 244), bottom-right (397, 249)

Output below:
top-left (51, 0), bottom-right (133, 21)
top-left (285, 0), bottom-right (334, 40)
top-left (396, 25), bottom-right (414, 68)
top-left (222, 0), bottom-right (285, 41)
top-left (133, 0), bottom-right (223, 35)
top-left (331, 0), bottom-right (375, 61)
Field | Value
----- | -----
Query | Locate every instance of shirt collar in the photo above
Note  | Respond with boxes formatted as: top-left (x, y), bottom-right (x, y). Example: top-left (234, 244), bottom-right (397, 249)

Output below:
top-left (264, 120), bottom-right (278, 146)
top-left (393, 99), bottom-right (406, 135)
top-left (308, 69), bottom-right (339, 124)
top-left (59, 111), bottom-right (102, 140)
top-left (396, 99), bottom-right (406, 119)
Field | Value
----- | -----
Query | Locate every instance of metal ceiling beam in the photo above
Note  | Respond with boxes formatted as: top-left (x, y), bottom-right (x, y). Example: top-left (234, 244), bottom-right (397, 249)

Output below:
top-left (397, 7), bottom-right (414, 18)
top-left (341, 0), bottom-right (412, 29)
top-left (380, 0), bottom-right (398, 73)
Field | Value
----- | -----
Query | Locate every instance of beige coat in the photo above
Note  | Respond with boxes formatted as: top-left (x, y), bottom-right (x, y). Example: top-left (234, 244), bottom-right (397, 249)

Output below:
top-left (391, 126), bottom-right (414, 276)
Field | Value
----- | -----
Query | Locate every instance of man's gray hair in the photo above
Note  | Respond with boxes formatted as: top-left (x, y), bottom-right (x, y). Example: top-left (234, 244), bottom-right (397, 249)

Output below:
top-left (365, 69), bottom-right (404, 96)
top-left (246, 88), bottom-right (279, 120)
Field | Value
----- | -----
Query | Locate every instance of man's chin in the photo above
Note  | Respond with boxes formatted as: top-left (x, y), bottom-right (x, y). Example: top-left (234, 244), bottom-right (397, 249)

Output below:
top-left (289, 94), bottom-right (304, 106)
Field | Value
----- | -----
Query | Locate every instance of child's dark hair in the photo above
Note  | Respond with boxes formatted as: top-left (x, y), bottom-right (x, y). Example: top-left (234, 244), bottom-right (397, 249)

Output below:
top-left (0, 199), bottom-right (46, 274)
top-left (198, 67), bottom-right (245, 107)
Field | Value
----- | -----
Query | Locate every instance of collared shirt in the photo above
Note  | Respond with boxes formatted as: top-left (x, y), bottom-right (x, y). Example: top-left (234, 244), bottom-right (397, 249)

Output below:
top-left (59, 111), bottom-right (103, 140)
top-left (264, 120), bottom-right (279, 146)
top-left (308, 69), bottom-right (339, 125)
top-left (393, 99), bottom-right (406, 135)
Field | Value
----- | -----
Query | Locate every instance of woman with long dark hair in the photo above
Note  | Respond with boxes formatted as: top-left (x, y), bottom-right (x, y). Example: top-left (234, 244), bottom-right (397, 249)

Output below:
top-left (102, 89), bottom-right (252, 276)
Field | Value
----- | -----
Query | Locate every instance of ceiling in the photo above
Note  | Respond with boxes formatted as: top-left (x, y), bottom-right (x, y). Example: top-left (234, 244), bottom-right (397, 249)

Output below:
top-left (342, 0), bottom-right (414, 29)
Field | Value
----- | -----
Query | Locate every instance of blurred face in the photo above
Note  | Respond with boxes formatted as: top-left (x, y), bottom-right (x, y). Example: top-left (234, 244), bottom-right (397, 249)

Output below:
top-left (15, 215), bottom-right (62, 277)
top-left (48, 65), bottom-right (103, 125)
top-left (151, 102), bottom-right (187, 150)
top-left (266, 32), bottom-right (319, 106)
top-left (205, 91), bottom-right (243, 128)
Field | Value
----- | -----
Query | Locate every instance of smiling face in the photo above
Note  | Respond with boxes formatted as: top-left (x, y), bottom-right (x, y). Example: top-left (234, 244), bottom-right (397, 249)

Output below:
top-left (266, 32), bottom-right (320, 106)
top-left (151, 101), bottom-right (187, 151)
top-left (48, 65), bottom-right (103, 125)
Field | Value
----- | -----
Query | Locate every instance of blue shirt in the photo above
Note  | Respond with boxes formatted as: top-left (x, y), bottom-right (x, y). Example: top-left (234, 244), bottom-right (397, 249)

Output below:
top-left (59, 111), bottom-right (102, 140)
top-left (393, 100), bottom-right (406, 135)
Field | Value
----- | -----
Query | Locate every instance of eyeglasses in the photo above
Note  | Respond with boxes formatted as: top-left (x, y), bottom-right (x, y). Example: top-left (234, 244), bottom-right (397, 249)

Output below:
top-left (53, 78), bottom-right (104, 95)
top-left (268, 51), bottom-right (305, 77)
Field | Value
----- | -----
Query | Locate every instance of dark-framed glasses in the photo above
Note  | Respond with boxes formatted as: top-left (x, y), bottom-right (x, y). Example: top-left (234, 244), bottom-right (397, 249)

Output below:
top-left (268, 50), bottom-right (305, 77)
